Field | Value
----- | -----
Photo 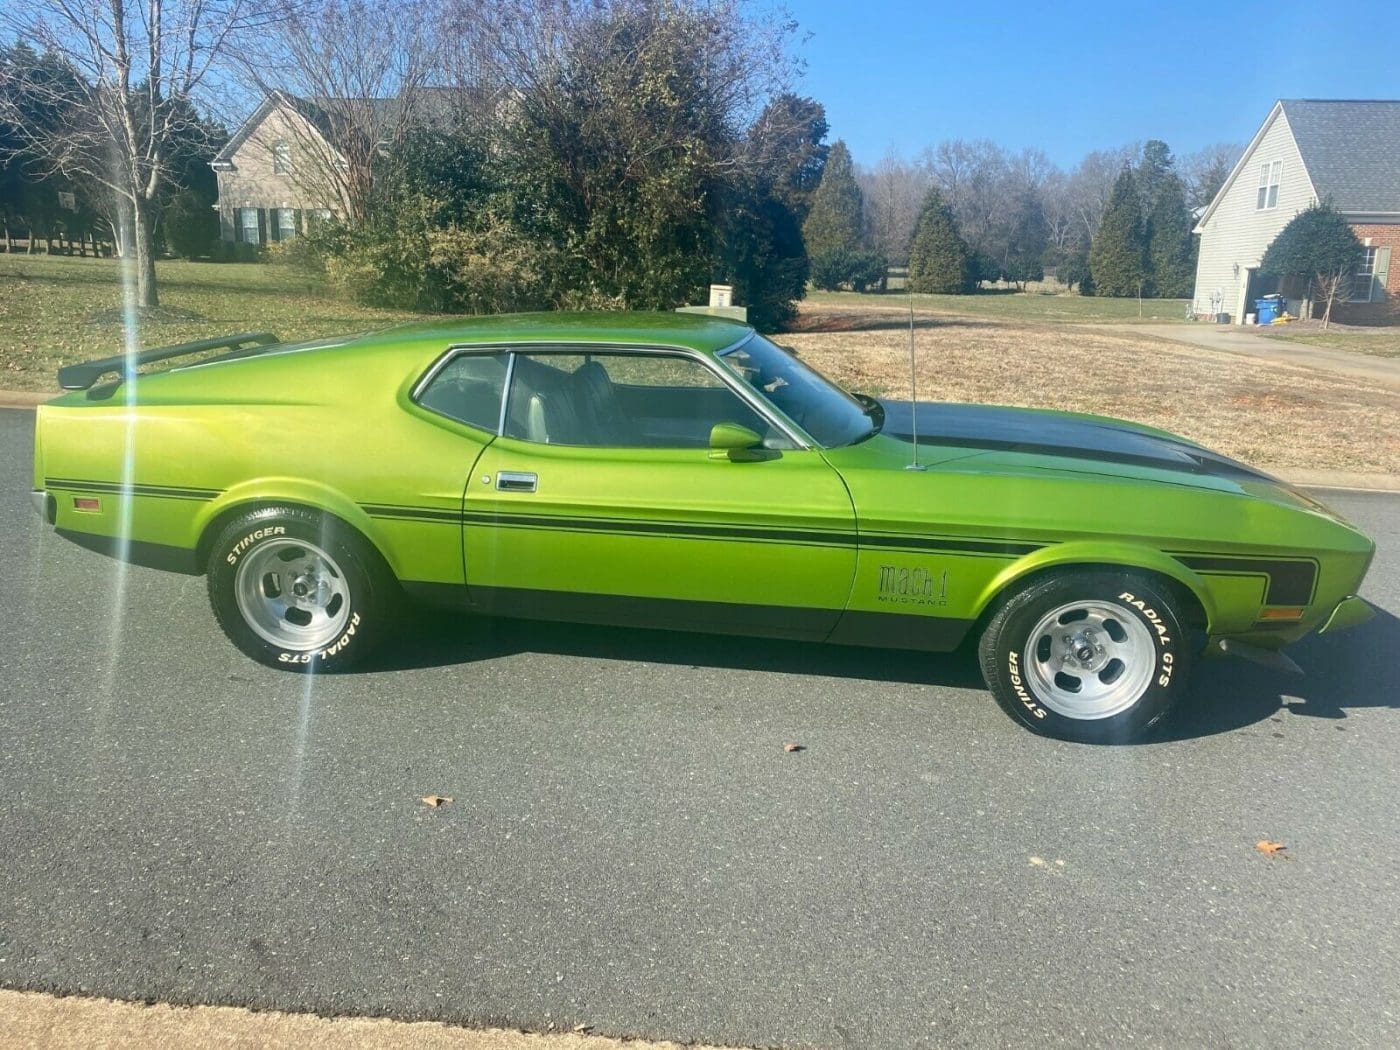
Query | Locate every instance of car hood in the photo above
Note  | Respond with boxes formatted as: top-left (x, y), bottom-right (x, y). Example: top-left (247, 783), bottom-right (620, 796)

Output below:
top-left (877, 400), bottom-right (1276, 484)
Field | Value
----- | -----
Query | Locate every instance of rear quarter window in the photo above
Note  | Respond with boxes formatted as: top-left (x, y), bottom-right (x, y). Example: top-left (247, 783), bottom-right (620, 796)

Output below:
top-left (417, 353), bottom-right (508, 431)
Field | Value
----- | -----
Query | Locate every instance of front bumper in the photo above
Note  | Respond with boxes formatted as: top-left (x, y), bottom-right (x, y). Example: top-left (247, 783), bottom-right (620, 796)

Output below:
top-left (30, 489), bottom-right (54, 525)
top-left (1316, 595), bottom-right (1376, 635)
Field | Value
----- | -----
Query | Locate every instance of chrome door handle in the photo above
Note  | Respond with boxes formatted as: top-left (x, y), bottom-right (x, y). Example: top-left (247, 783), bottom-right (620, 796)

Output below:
top-left (496, 471), bottom-right (537, 493)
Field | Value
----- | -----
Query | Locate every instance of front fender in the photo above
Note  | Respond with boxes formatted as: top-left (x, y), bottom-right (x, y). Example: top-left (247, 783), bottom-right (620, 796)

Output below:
top-left (973, 540), bottom-right (1217, 631)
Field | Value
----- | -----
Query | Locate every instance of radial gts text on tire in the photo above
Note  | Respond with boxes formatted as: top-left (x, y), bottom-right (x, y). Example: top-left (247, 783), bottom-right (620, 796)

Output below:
top-left (206, 506), bottom-right (397, 671)
top-left (978, 570), bottom-right (1193, 742)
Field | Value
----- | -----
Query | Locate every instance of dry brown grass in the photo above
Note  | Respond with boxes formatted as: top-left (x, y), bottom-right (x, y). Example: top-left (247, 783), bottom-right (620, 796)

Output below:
top-left (785, 306), bottom-right (1400, 475)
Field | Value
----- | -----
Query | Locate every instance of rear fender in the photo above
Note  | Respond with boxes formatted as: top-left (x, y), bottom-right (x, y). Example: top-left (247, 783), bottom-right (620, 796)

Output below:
top-left (973, 540), bottom-right (1217, 632)
top-left (192, 479), bottom-right (400, 576)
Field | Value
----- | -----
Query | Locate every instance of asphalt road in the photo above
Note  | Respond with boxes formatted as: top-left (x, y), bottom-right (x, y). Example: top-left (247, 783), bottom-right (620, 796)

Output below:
top-left (2, 405), bottom-right (1398, 1049)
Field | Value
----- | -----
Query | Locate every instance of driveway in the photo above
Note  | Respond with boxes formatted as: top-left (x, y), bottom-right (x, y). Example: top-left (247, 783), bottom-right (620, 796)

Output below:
top-left (1106, 323), bottom-right (1400, 389)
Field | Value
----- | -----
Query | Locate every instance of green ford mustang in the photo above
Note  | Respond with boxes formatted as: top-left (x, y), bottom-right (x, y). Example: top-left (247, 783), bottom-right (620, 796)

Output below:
top-left (30, 312), bottom-right (1375, 741)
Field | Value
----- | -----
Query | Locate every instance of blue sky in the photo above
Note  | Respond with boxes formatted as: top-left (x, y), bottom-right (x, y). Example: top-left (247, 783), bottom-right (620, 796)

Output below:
top-left (789, 0), bottom-right (1400, 167)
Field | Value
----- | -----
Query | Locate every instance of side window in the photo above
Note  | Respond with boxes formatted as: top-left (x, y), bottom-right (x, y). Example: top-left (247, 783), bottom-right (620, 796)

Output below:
top-left (417, 352), bottom-right (508, 432)
top-left (503, 350), bottom-right (790, 449)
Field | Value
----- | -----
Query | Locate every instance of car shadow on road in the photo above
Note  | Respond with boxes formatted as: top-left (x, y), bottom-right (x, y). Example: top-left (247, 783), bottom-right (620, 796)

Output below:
top-left (1147, 607), bottom-right (1400, 742)
top-left (375, 606), bottom-right (989, 690)
top-left (373, 605), bottom-right (1400, 743)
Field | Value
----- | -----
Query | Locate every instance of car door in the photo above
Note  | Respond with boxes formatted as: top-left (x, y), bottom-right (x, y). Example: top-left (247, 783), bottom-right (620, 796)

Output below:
top-left (462, 347), bottom-right (857, 639)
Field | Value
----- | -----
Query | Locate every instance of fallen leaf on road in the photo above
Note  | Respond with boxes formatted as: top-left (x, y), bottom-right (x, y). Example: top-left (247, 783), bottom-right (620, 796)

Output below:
top-left (784, 742), bottom-right (805, 753)
top-left (1255, 840), bottom-right (1287, 856)
top-left (420, 795), bottom-right (453, 807)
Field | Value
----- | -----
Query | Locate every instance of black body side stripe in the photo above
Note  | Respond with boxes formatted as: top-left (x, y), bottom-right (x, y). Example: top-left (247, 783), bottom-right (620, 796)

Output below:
top-left (1173, 554), bottom-right (1318, 606)
top-left (460, 509), bottom-right (1042, 555)
top-left (858, 533), bottom-right (1043, 556)
top-left (46, 477), bottom-right (220, 500)
top-left (361, 503), bottom-right (464, 523)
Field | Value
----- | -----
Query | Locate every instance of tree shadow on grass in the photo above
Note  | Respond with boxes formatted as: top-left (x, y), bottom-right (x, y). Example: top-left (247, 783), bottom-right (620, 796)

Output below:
top-left (371, 603), bottom-right (1400, 742)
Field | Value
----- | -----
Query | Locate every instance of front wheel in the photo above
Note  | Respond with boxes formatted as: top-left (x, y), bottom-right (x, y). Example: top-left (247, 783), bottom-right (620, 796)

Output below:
top-left (978, 571), bottom-right (1192, 742)
top-left (206, 506), bottom-right (396, 671)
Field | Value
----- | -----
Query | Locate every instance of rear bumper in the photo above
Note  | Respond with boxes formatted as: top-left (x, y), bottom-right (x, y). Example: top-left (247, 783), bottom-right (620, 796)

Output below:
top-left (1316, 595), bottom-right (1376, 635)
top-left (30, 489), bottom-right (54, 525)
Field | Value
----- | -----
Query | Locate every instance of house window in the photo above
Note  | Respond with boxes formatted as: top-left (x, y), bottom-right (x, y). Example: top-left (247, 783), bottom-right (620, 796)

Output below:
top-left (1256, 160), bottom-right (1282, 210)
top-left (277, 207), bottom-right (296, 240)
top-left (239, 207), bottom-right (260, 244)
top-left (1352, 246), bottom-right (1378, 303)
top-left (272, 140), bottom-right (292, 174)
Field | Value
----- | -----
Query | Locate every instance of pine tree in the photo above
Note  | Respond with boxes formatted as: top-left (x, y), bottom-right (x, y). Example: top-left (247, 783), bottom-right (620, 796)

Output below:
top-left (1146, 173), bottom-right (1195, 299)
top-left (1136, 140), bottom-right (1174, 213)
top-left (907, 187), bottom-right (972, 294)
top-left (802, 140), bottom-right (863, 289)
top-left (1090, 168), bottom-right (1147, 297)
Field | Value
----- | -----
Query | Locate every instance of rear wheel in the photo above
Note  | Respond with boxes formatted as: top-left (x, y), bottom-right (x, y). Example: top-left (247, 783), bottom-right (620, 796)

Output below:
top-left (978, 570), bottom-right (1191, 742)
top-left (206, 507), bottom-right (396, 670)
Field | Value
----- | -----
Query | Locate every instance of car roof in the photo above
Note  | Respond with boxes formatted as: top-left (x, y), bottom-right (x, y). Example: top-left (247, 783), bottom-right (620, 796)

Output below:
top-left (349, 311), bottom-right (755, 357)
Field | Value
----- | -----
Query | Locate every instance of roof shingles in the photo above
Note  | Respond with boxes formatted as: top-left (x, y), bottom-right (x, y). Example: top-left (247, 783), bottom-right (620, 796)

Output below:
top-left (1281, 99), bottom-right (1400, 215)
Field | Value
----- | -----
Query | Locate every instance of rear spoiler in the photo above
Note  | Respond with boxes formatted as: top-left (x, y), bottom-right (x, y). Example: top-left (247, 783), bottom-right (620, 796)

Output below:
top-left (57, 331), bottom-right (281, 390)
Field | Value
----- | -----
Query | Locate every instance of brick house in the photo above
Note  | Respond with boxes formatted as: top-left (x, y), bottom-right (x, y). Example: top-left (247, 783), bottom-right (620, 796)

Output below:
top-left (210, 89), bottom-right (473, 246)
top-left (209, 92), bottom-right (344, 246)
top-left (1191, 99), bottom-right (1399, 325)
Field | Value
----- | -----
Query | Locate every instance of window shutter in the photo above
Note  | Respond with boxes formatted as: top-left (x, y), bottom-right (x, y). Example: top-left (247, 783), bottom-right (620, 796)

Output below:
top-left (233, 209), bottom-right (243, 243)
top-left (1375, 247), bottom-right (1392, 302)
top-left (257, 208), bottom-right (267, 244)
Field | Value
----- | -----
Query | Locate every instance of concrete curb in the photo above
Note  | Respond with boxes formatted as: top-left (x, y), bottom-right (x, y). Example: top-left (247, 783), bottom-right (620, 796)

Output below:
top-left (3, 388), bottom-right (1397, 491)
top-left (0, 988), bottom-right (732, 1049)
top-left (0, 390), bottom-right (52, 408)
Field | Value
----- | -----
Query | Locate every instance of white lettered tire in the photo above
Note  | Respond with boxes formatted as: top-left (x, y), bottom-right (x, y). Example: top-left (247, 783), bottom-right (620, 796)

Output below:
top-left (978, 570), bottom-right (1192, 742)
top-left (206, 506), bottom-right (396, 671)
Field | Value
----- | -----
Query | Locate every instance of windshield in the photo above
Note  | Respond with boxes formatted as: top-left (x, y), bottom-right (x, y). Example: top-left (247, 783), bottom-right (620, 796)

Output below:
top-left (719, 335), bottom-right (877, 448)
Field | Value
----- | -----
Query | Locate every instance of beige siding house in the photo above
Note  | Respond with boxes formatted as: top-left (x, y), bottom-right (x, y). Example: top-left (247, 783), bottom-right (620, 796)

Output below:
top-left (1192, 99), bottom-right (1400, 325)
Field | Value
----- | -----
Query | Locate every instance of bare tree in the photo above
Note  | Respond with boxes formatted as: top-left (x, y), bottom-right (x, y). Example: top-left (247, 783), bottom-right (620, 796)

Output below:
top-left (229, 0), bottom-right (442, 226)
top-left (1064, 144), bottom-right (1138, 241)
top-left (858, 150), bottom-right (929, 266)
top-left (0, 0), bottom-right (271, 306)
top-left (1180, 142), bottom-right (1243, 212)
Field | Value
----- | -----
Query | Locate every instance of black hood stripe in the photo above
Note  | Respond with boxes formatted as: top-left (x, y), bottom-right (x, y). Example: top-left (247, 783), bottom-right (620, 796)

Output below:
top-left (878, 401), bottom-right (1271, 482)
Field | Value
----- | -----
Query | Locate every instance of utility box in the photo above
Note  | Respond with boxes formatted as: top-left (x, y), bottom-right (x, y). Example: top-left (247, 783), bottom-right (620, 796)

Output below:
top-left (676, 283), bottom-right (747, 322)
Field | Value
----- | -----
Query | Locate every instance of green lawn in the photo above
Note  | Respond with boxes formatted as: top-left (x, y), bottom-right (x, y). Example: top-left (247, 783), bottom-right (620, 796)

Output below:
top-left (0, 254), bottom-right (417, 391)
top-left (805, 288), bottom-right (1190, 325)
top-left (1261, 327), bottom-right (1400, 359)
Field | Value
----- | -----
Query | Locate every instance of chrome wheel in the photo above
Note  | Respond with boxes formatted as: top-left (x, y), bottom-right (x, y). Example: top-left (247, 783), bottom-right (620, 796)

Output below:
top-left (1022, 599), bottom-right (1155, 720)
top-left (234, 538), bottom-right (350, 650)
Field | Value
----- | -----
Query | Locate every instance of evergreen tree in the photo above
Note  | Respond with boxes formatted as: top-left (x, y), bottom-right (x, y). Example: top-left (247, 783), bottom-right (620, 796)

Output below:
top-left (1059, 242), bottom-right (1094, 295)
top-left (1146, 173), bottom-right (1195, 298)
top-left (907, 187), bottom-right (972, 294)
top-left (1261, 202), bottom-right (1365, 328)
top-left (1090, 168), bottom-right (1147, 297)
top-left (747, 94), bottom-right (829, 221)
top-left (802, 140), bottom-right (863, 289)
top-left (1001, 192), bottom-right (1048, 289)
top-left (1136, 139), bottom-right (1174, 213)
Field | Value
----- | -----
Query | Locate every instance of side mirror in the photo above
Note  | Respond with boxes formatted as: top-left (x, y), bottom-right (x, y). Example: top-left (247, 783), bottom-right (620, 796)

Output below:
top-left (708, 422), bottom-right (766, 461)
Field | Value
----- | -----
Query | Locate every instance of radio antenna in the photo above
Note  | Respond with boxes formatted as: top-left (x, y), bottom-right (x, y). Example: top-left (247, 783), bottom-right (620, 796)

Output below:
top-left (905, 280), bottom-right (926, 471)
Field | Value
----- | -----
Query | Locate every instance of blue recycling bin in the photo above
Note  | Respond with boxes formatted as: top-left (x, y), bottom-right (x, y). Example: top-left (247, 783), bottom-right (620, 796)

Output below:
top-left (1255, 298), bottom-right (1280, 325)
